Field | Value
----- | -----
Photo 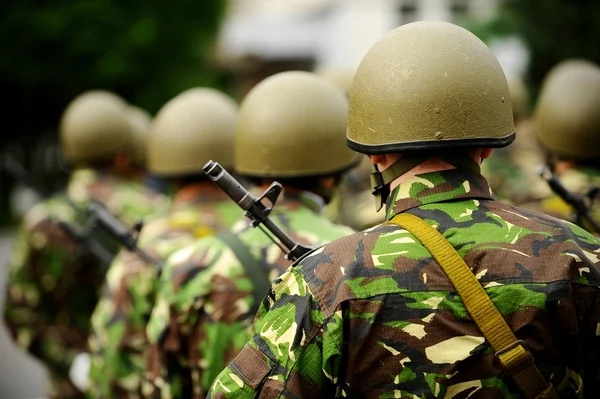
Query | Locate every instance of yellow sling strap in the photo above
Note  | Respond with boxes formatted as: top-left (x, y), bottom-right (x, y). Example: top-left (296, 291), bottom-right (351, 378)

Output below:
top-left (389, 213), bottom-right (558, 399)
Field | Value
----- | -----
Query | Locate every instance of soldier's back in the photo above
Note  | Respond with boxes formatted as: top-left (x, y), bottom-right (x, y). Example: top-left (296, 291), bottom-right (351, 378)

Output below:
top-left (287, 192), bottom-right (600, 397)
top-left (145, 191), bottom-right (353, 398)
top-left (88, 184), bottom-right (241, 398)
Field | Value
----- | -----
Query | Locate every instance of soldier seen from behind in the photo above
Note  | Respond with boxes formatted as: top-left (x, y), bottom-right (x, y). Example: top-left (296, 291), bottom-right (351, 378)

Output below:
top-left (3, 90), bottom-right (168, 399)
top-left (531, 59), bottom-right (600, 235)
top-left (143, 71), bottom-right (359, 398)
top-left (86, 88), bottom-right (242, 398)
top-left (209, 21), bottom-right (600, 399)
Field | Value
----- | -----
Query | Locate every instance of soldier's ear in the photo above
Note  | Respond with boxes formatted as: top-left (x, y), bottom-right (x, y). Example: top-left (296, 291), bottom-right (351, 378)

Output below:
top-left (481, 148), bottom-right (493, 160)
top-left (369, 154), bottom-right (385, 165)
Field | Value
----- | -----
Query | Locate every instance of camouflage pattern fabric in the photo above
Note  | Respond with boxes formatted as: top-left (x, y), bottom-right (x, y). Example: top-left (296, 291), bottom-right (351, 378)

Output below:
top-left (144, 191), bottom-right (354, 399)
top-left (533, 167), bottom-right (600, 234)
top-left (482, 120), bottom-right (551, 206)
top-left (208, 168), bottom-right (600, 399)
top-left (87, 183), bottom-right (242, 399)
top-left (3, 168), bottom-right (169, 399)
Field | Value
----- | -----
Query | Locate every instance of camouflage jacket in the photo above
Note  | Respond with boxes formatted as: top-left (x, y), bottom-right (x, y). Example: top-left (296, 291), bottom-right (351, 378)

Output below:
top-left (87, 183), bottom-right (242, 399)
top-left (3, 168), bottom-right (168, 399)
top-left (209, 168), bottom-right (600, 399)
top-left (144, 191), bottom-right (354, 398)
top-left (535, 167), bottom-right (600, 235)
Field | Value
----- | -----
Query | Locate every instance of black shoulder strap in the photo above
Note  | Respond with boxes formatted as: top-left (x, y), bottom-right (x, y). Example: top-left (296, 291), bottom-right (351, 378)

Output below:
top-left (218, 232), bottom-right (271, 316)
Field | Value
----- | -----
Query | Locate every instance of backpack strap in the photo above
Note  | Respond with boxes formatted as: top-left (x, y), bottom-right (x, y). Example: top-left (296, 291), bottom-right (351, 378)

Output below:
top-left (218, 232), bottom-right (271, 316)
top-left (388, 212), bottom-right (558, 399)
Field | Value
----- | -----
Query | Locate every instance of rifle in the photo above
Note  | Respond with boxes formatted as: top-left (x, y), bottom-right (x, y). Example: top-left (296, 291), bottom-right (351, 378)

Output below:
top-left (203, 160), bottom-right (313, 261)
top-left (1, 151), bottom-right (118, 265)
top-left (538, 166), bottom-right (600, 233)
top-left (87, 202), bottom-right (163, 270)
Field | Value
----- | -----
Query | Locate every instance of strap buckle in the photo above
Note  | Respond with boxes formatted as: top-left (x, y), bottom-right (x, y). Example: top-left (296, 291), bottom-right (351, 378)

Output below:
top-left (494, 340), bottom-right (535, 374)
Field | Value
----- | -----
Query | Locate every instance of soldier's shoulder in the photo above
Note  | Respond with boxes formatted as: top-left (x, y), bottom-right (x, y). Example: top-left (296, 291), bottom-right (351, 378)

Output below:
top-left (292, 222), bottom-right (401, 312)
top-left (496, 201), bottom-right (599, 243)
top-left (23, 194), bottom-right (75, 230)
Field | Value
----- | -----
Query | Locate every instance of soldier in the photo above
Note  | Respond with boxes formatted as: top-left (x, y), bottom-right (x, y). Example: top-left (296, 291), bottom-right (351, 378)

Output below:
top-left (3, 90), bottom-right (167, 399)
top-left (209, 21), bottom-right (600, 398)
top-left (143, 71), bottom-right (358, 398)
top-left (87, 88), bottom-right (242, 398)
top-left (532, 59), bottom-right (600, 233)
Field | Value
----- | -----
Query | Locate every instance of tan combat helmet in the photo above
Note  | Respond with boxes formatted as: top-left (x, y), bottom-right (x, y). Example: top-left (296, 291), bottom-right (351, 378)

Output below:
top-left (147, 88), bottom-right (238, 176)
top-left (126, 106), bottom-right (152, 167)
top-left (315, 67), bottom-right (355, 97)
top-left (534, 59), bottom-right (600, 161)
top-left (60, 90), bottom-right (131, 165)
top-left (235, 71), bottom-right (359, 177)
top-left (347, 21), bottom-right (514, 154)
top-left (347, 21), bottom-right (515, 210)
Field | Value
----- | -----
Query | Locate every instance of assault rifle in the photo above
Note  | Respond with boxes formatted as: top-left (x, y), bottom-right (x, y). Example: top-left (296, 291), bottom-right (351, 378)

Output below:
top-left (1, 151), bottom-right (115, 265)
top-left (87, 202), bottom-right (163, 271)
top-left (539, 166), bottom-right (600, 233)
top-left (203, 160), bottom-right (313, 262)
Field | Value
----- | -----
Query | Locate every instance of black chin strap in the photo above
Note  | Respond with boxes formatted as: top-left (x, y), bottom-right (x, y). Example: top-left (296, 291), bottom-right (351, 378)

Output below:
top-left (369, 153), bottom-right (481, 211)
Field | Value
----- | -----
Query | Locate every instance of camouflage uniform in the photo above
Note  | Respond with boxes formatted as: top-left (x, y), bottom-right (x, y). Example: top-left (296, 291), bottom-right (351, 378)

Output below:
top-left (209, 168), bottom-right (600, 398)
top-left (87, 184), bottom-right (241, 398)
top-left (145, 191), bottom-right (354, 398)
top-left (4, 168), bottom-right (168, 399)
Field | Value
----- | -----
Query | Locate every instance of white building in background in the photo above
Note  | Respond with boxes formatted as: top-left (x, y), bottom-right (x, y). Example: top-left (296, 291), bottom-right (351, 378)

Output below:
top-left (217, 0), bottom-right (516, 74)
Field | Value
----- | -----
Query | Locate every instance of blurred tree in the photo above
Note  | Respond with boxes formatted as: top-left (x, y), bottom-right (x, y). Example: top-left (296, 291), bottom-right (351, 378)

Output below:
top-left (465, 0), bottom-right (600, 104)
top-left (0, 0), bottom-right (227, 224)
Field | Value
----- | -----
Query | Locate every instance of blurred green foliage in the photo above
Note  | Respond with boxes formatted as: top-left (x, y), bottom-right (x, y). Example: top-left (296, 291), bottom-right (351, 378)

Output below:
top-left (466, 0), bottom-right (600, 104)
top-left (1, 0), bottom-right (227, 121)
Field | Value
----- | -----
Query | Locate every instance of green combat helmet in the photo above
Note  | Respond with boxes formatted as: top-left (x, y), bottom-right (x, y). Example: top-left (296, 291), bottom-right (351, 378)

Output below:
top-left (314, 67), bottom-right (355, 97)
top-left (235, 71), bottom-right (359, 178)
top-left (60, 90), bottom-right (131, 165)
top-left (126, 106), bottom-right (152, 167)
top-left (347, 21), bottom-right (515, 210)
top-left (147, 88), bottom-right (238, 176)
top-left (534, 59), bottom-right (600, 162)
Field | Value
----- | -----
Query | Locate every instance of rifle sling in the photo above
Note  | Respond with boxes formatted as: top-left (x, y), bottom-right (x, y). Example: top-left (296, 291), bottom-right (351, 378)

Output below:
top-left (218, 232), bottom-right (271, 316)
top-left (388, 212), bottom-right (558, 399)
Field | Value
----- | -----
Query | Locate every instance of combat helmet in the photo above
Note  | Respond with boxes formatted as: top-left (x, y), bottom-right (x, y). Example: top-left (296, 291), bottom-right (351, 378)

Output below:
top-left (534, 59), bottom-right (600, 161)
top-left (60, 90), bottom-right (131, 165)
top-left (347, 21), bottom-right (515, 209)
top-left (126, 106), bottom-right (152, 167)
top-left (235, 71), bottom-right (359, 178)
top-left (147, 88), bottom-right (238, 176)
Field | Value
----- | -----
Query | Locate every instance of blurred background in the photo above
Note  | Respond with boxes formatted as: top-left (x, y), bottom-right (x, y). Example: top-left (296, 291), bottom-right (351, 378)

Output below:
top-left (1, 0), bottom-right (600, 397)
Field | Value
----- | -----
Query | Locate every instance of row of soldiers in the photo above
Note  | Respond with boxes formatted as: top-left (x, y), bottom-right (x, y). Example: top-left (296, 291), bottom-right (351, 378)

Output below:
top-left (4, 20), bottom-right (600, 399)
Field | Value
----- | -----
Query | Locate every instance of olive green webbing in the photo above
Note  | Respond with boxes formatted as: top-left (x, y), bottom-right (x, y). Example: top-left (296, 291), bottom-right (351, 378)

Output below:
top-left (388, 213), bottom-right (558, 399)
